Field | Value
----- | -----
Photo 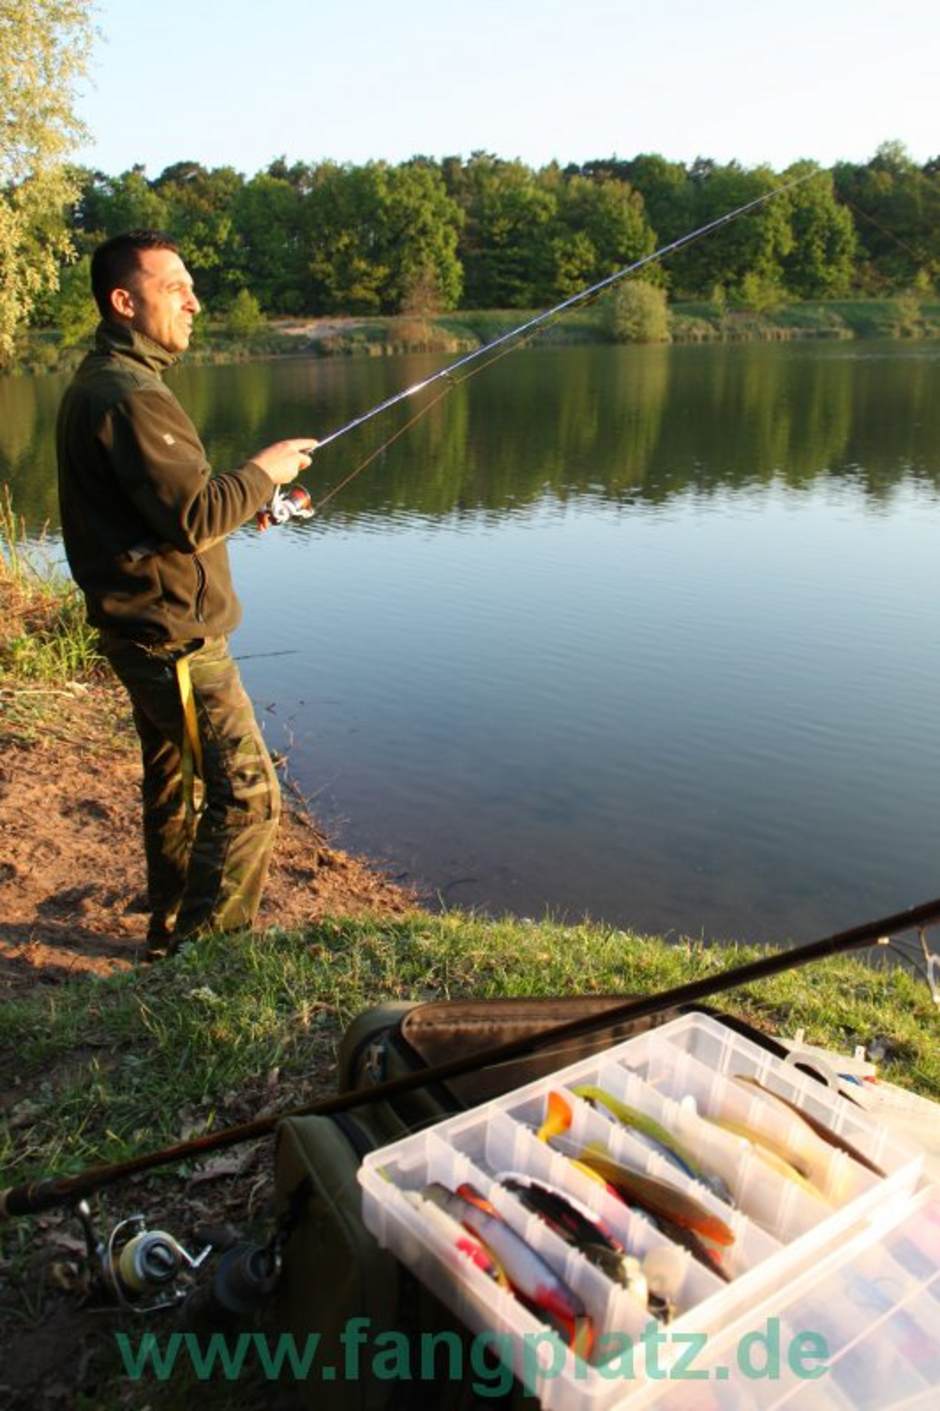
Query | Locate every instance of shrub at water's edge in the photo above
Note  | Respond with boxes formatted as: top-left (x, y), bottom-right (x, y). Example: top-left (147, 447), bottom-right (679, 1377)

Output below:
top-left (606, 281), bottom-right (671, 343)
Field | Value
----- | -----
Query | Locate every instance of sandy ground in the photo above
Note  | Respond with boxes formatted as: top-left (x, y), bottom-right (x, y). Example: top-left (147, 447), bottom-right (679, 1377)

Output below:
top-left (0, 681), bottom-right (414, 994)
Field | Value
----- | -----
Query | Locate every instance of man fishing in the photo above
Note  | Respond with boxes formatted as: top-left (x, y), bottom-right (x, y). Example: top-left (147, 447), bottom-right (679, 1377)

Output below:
top-left (56, 229), bottom-right (316, 959)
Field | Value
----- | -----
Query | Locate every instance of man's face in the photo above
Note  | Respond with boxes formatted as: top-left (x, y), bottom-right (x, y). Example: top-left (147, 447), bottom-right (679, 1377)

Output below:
top-left (115, 248), bottom-right (201, 354)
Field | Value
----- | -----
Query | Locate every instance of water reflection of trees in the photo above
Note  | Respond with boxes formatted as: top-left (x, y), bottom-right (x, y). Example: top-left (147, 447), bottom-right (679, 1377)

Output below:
top-left (3, 346), bottom-right (939, 532)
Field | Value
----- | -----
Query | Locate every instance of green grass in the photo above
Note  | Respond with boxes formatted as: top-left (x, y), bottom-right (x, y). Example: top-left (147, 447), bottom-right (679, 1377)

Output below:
top-left (0, 485), bottom-right (104, 689)
top-left (2, 914), bottom-right (937, 1188)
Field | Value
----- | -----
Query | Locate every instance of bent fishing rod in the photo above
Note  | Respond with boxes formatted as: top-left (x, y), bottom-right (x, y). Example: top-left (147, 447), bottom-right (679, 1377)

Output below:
top-left (257, 171), bottom-right (818, 527)
top-left (3, 892), bottom-right (938, 1221)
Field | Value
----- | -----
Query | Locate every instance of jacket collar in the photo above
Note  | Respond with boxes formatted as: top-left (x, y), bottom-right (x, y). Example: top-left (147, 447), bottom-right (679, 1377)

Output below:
top-left (94, 320), bottom-right (178, 375)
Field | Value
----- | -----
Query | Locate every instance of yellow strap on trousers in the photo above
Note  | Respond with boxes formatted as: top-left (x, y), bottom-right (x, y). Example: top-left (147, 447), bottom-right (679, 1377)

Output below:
top-left (175, 653), bottom-right (205, 822)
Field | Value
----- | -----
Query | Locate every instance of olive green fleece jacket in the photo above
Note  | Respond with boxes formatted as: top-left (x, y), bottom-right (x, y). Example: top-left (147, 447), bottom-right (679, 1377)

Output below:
top-left (56, 321), bottom-right (275, 643)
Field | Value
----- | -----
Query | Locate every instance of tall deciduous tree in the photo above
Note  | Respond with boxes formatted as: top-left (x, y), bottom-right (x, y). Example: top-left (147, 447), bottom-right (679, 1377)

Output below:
top-left (780, 164), bottom-right (856, 298)
top-left (154, 162), bottom-right (246, 306)
top-left (459, 155), bottom-right (557, 307)
top-left (0, 0), bottom-right (93, 366)
top-left (233, 173), bottom-right (306, 312)
top-left (304, 161), bottom-right (463, 314)
top-left (833, 143), bottom-right (940, 290)
top-left (549, 173), bottom-right (655, 297)
top-left (669, 162), bottom-right (793, 299)
top-left (77, 165), bottom-right (170, 242)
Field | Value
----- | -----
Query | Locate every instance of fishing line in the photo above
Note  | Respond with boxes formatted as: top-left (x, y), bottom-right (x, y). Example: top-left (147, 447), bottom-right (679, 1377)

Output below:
top-left (843, 199), bottom-right (928, 271)
top-left (313, 288), bottom-right (583, 513)
top-left (308, 171), bottom-right (817, 510)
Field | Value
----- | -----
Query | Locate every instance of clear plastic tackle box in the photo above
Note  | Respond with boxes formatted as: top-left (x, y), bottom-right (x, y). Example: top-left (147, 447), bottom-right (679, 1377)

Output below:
top-left (358, 1013), bottom-right (938, 1410)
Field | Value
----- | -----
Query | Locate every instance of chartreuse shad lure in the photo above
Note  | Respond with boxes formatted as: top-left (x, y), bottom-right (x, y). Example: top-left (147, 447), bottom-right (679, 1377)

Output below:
top-left (571, 1084), bottom-right (734, 1206)
top-left (704, 1115), bottom-right (831, 1202)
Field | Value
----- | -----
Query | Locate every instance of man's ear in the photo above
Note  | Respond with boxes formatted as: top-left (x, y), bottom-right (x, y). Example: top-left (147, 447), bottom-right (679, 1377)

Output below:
top-left (110, 286), bottom-right (135, 319)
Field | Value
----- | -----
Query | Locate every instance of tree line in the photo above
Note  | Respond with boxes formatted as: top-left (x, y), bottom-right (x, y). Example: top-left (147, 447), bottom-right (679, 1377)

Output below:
top-left (55, 142), bottom-right (939, 324)
top-left (3, 5), bottom-right (939, 370)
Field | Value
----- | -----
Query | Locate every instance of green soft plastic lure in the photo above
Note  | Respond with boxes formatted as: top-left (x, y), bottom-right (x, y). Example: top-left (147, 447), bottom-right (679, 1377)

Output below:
top-left (571, 1085), bottom-right (734, 1206)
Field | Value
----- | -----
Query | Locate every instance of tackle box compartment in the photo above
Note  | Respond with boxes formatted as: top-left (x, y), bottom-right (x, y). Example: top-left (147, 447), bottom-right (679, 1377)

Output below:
top-left (358, 1012), bottom-right (933, 1410)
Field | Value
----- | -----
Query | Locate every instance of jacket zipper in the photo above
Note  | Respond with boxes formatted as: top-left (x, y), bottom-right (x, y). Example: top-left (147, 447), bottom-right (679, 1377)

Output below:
top-left (194, 554), bottom-right (207, 623)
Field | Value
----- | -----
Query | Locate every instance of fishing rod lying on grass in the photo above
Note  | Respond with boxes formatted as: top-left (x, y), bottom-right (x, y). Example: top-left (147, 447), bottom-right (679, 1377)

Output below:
top-left (258, 171), bottom-right (817, 525)
top-left (3, 893), bottom-right (939, 1224)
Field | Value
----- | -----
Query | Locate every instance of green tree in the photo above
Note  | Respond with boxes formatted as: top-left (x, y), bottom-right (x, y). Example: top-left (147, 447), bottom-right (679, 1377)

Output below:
top-left (304, 162), bottom-right (394, 313)
top-left (549, 173), bottom-right (655, 297)
top-left (385, 160), bottom-right (463, 313)
top-left (304, 161), bottom-right (462, 314)
top-left (458, 154), bottom-right (557, 307)
top-left (622, 153), bottom-right (693, 246)
top-left (0, 0), bottom-right (93, 366)
top-left (669, 163), bottom-right (793, 298)
top-left (77, 165), bottom-right (169, 240)
top-left (154, 162), bottom-right (246, 307)
top-left (52, 254), bottom-right (97, 345)
top-left (833, 143), bottom-right (940, 290)
top-left (232, 173), bottom-right (306, 311)
top-left (779, 164), bottom-right (856, 297)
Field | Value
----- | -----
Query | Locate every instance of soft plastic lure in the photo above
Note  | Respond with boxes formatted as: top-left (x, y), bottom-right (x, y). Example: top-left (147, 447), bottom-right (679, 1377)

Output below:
top-left (733, 1075), bottom-right (886, 1177)
top-left (424, 1182), bottom-right (595, 1359)
top-left (571, 1084), bottom-right (734, 1206)
top-left (538, 1093), bottom-right (736, 1246)
top-left (708, 1116), bottom-right (831, 1202)
top-left (498, 1170), bottom-right (644, 1295)
top-left (402, 1188), bottom-right (510, 1287)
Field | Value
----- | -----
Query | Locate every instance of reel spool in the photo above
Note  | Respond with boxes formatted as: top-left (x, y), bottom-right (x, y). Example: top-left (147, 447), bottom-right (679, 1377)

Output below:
top-left (102, 1214), bottom-right (211, 1313)
top-left (256, 485), bottom-right (315, 531)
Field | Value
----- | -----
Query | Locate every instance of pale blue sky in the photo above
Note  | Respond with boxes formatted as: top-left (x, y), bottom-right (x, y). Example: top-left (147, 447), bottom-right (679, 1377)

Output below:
top-left (76, 0), bottom-right (939, 177)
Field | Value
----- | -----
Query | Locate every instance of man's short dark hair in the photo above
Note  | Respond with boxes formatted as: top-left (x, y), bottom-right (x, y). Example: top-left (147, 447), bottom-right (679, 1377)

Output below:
top-left (91, 231), bottom-right (179, 319)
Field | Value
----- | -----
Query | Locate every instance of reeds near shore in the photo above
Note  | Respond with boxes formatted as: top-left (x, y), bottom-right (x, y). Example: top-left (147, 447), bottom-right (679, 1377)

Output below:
top-left (0, 484), bottom-right (103, 685)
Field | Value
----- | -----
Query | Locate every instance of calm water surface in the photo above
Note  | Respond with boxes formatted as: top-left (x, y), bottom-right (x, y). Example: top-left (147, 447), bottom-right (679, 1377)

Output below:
top-left (5, 340), bottom-right (940, 945)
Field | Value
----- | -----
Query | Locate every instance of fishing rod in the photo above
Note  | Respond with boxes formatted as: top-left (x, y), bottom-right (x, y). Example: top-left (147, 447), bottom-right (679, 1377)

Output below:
top-left (256, 171), bottom-right (817, 527)
top-left (307, 172), bottom-right (817, 458)
top-left (3, 891), bottom-right (938, 1222)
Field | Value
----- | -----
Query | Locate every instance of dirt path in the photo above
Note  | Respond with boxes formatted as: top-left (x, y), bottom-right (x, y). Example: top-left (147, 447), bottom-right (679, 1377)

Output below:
top-left (0, 679), bottom-right (414, 994)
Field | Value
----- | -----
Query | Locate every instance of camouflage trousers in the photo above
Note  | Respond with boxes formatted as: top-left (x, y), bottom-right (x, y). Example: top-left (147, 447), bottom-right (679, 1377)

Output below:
top-left (100, 633), bottom-right (280, 947)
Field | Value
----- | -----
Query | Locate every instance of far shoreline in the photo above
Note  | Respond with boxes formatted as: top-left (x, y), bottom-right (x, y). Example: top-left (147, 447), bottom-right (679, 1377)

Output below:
top-left (15, 295), bottom-right (940, 377)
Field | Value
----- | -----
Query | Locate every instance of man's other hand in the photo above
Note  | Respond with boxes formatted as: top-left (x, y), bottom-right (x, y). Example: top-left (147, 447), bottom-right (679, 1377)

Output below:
top-left (252, 438), bottom-right (318, 485)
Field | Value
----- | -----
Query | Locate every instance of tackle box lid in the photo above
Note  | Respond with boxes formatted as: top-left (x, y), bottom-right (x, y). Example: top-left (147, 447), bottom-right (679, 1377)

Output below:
top-left (622, 1177), bottom-right (940, 1410)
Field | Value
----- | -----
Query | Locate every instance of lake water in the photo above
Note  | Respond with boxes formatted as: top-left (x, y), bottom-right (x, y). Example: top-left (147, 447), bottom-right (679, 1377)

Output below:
top-left (5, 340), bottom-right (940, 947)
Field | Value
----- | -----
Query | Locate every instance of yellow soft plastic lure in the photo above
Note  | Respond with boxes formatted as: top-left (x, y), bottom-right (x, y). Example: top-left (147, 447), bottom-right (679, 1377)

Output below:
top-left (708, 1117), bottom-right (831, 1202)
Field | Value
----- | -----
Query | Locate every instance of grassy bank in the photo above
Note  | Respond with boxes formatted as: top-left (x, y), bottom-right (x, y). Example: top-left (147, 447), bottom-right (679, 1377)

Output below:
top-left (2, 917), bottom-right (938, 1188)
top-left (12, 296), bottom-right (940, 375)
